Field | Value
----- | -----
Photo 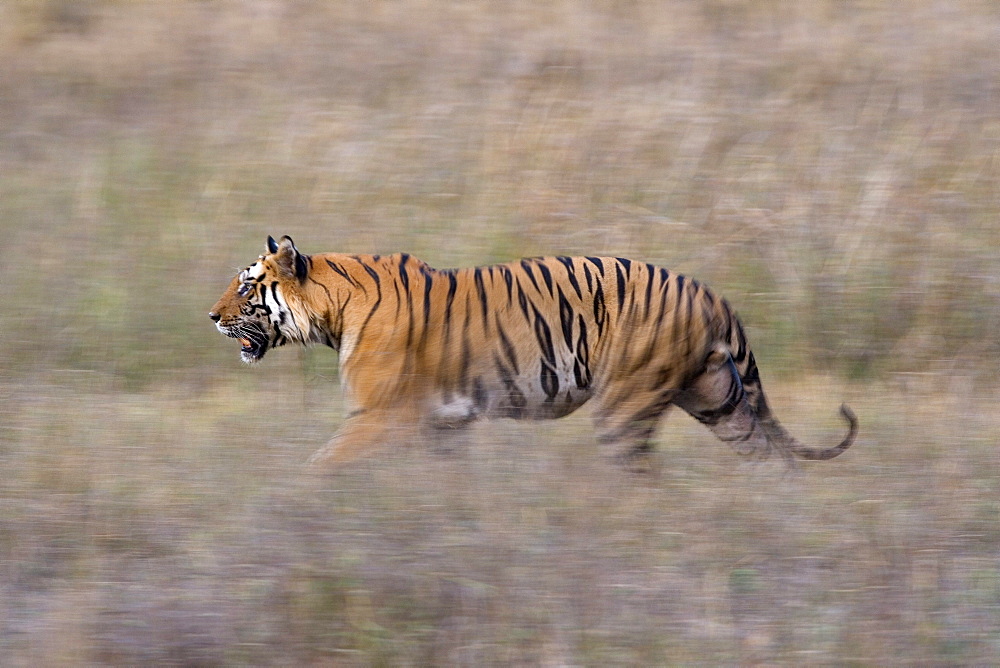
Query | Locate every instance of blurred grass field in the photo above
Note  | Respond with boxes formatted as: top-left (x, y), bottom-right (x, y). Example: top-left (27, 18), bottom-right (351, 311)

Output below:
top-left (2, 0), bottom-right (1000, 664)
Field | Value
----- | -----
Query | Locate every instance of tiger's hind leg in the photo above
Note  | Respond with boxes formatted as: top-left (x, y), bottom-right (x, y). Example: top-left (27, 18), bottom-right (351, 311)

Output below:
top-left (591, 385), bottom-right (678, 473)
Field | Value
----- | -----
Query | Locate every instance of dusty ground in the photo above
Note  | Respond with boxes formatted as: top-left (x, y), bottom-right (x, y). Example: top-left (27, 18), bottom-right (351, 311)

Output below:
top-left (4, 371), bottom-right (1000, 664)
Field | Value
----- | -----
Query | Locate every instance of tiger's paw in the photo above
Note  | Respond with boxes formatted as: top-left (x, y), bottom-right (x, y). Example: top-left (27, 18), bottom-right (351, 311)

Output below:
top-left (617, 448), bottom-right (662, 476)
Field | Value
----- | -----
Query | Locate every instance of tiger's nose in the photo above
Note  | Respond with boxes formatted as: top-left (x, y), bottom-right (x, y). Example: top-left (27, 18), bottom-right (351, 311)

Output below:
top-left (209, 312), bottom-right (221, 322)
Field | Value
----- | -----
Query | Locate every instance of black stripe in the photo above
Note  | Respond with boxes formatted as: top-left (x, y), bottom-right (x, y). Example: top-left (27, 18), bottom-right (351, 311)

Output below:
top-left (692, 376), bottom-right (745, 425)
top-left (556, 256), bottom-right (583, 299)
top-left (702, 285), bottom-right (715, 313)
top-left (440, 273), bottom-right (457, 393)
top-left (360, 260), bottom-right (381, 286)
top-left (670, 276), bottom-right (685, 362)
top-left (574, 314), bottom-right (591, 389)
top-left (536, 261), bottom-right (554, 295)
top-left (459, 294), bottom-right (472, 393)
top-left (681, 277), bottom-right (694, 362)
top-left (306, 276), bottom-right (333, 303)
top-left (531, 303), bottom-right (559, 401)
top-left (734, 320), bottom-right (748, 364)
top-left (585, 256), bottom-right (605, 277)
top-left (722, 306), bottom-right (734, 351)
top-left (743, 351), bottom-right (760, 385)
top-left (398, 254), bottom-right (410, 292)
top-left (593, 286), bottom-right (607, 337)
top-left (520, 259), bottom-right (541, 293)
top-left (353, 273), bottom-right (383, 352)
top-left (501, 266), bottom-right (514, 303)
top-left (635, 272), bottom-right (672, 368)
top-left (643, 264), bottom-right (655, 319)
top-left (256, 284), bottom-right (272, 315)
top-left (583, 263), bottom-right (594, 293)
top-left (516, 281), bottom-right (531, 322)
top-left (615, 263), bottom-right (627, 311)
top-left (497, 323), bottom-right (520, 375)
top-left (654, 272), bottom-right (672, 332)
top-left (474, 267), bottom-right (489, 331)
top-left (325, 259), bottom-right (358, 287)
top-left (423, 271), bottom-right (434, 330)
top-left (404, 276), bottom-right (416, 349)
top-left (540, 361), bottom-right (559, 400)
top-left (493, 353), bottom-right (527, 415)
top-left (391, 279), bottom-right (402, 318)
top-left (532, 304), bottom-right (556, 366)
top-left (558, 286), bottom-right (574, 351)
top-left (444, 271), bottom-right (458, 329)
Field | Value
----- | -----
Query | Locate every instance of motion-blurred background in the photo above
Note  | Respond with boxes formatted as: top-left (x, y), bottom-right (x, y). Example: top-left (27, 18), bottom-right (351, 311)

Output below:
top-left (2, 1), bottom-right (999, 664)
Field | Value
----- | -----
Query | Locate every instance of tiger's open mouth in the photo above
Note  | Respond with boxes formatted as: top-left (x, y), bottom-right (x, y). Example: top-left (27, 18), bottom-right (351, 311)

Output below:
top-left (219, 323), bottom-right (268, 364)
top-left (238, 336), bottom-right (266, 364)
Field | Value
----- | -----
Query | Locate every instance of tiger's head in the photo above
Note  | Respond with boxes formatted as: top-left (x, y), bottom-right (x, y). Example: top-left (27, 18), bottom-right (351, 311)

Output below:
top-left (209, 235), bottom-right (312, 364)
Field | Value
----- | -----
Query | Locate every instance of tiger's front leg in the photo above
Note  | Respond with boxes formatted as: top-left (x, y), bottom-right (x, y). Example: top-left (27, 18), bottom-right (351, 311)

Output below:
top-left (306, 407), bottom-right (417, 469)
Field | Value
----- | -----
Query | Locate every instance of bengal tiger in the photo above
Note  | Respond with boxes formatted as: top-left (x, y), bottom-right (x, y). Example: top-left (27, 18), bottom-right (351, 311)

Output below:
top-left (210, 236), bottom-right (857, 470)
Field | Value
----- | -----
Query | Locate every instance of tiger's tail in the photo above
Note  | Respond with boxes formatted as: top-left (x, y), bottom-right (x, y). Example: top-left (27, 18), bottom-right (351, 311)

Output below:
top-left (753, 386), bottom-right (858, 462)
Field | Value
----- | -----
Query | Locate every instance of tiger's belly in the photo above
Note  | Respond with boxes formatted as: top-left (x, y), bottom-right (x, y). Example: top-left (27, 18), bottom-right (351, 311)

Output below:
top-left (429, 360), bottom-right (594, 426)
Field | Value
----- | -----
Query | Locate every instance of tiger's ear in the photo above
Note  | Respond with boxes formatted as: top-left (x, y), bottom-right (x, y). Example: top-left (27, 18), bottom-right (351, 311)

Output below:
top-left (266, 235), bottom-right (279, 254)
top-left (273, 235), bottom-right (308, 281)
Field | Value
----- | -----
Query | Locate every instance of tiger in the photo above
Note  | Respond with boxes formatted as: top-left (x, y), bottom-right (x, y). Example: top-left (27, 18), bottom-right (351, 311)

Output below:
top-left (210, 236), bottom-right (857, 470)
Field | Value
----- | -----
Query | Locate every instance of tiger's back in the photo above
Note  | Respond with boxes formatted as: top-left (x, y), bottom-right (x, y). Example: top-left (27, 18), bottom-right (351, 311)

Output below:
top-left (210, 237), bottom-right (857, 469)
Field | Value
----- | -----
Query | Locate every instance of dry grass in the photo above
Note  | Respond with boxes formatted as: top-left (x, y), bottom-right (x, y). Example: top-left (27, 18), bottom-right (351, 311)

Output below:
top-left (4, 372), bottom-right (1000, 664)
top-left (2, 0), bottom-right (1000, 664)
